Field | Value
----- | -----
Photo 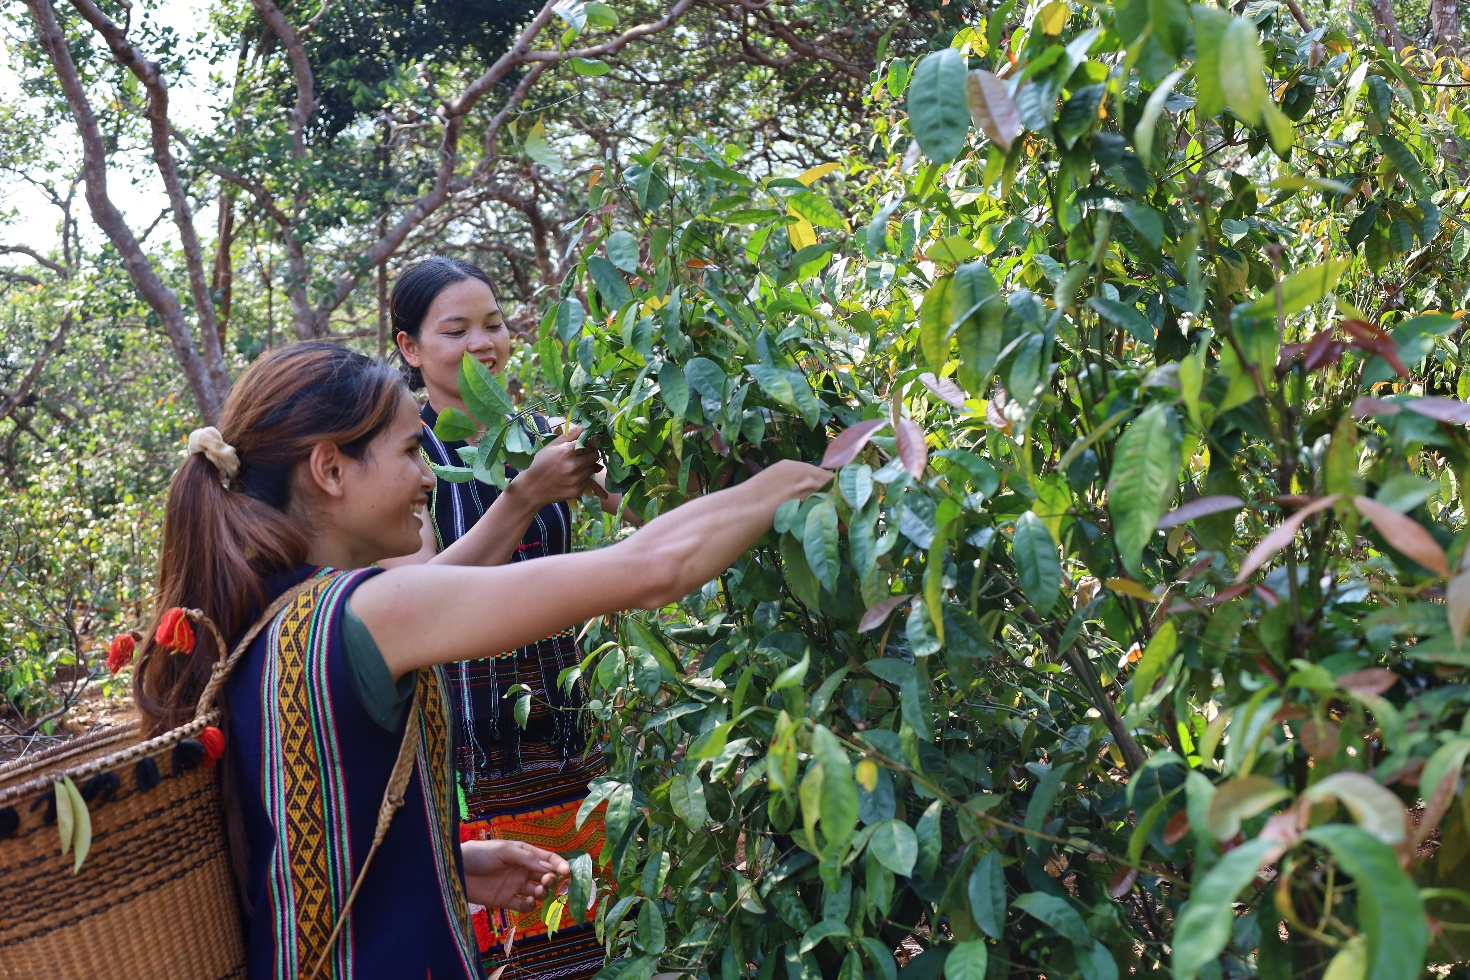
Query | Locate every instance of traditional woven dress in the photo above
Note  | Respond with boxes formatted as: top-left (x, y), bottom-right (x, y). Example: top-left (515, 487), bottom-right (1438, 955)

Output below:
top-left (226, 566), bottom-right (482, 980)
top-left (421, 404), bottom-right (610, 980)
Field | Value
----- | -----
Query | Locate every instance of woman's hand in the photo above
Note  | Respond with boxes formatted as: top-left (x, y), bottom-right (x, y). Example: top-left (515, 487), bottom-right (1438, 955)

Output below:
top-left (507, 427), bottom-right (602, 508)
top-left (461, 838), bottom-right (571, 912)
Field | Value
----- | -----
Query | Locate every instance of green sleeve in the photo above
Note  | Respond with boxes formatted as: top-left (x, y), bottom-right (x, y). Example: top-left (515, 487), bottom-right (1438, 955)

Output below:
top-left (342, 598), bottom-right (417, 731)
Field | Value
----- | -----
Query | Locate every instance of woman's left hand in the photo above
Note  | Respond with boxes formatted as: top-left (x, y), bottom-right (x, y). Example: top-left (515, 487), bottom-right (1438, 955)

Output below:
top-left (461, 838), bottom-right (571, 912)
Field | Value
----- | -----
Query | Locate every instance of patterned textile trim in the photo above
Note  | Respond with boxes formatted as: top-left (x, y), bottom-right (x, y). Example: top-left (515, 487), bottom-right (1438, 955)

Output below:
top-left (416, 663), bottom-right (481, 975)
top-left (464, 799), bottom-right (610, 950)
top-left (260, 571), bottom-right (367, 980)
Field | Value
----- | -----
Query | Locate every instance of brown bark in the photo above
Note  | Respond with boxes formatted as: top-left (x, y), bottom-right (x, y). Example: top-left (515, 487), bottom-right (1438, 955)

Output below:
top-left (1370, 0), bottom-right (1406, 50)
top-left (23, 0), bottom-right (225, 422)
top-left (212, 191), bottom-right (236, 351)
top-left (68, 0), bottom-right (231, 401)
top-left (1430, 0), bottom-right (1462, 53)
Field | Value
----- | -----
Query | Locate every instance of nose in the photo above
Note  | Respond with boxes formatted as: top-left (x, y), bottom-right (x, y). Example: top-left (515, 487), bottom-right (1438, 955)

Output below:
top-left (465, 327), bottom-right (491, 353)
top-left (416, 454), bottom-right (434, 488)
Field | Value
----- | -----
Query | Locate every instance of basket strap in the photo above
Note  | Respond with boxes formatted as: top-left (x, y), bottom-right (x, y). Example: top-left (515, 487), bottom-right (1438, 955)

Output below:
top-left (309, 694), bottom-right (422, 979)
top-left (192, 574), bottom-right (343, 721)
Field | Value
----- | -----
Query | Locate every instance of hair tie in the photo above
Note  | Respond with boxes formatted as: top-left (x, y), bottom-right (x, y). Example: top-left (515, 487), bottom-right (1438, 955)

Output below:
top-left (187, 426), bottom-right (240, 487)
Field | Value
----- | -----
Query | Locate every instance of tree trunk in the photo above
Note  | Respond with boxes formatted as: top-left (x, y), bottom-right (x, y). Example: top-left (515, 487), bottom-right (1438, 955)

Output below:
top-left (212, 190), bottom-right (236, 352)
top-left (1370, 0), bottom-right (1406, 50)
top-left (1430, 0), bottom-right (1461, 54)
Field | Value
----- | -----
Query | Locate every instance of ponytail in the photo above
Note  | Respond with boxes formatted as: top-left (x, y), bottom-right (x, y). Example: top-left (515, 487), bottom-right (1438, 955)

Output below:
top-left (134, 342), bottom-right (406, 737)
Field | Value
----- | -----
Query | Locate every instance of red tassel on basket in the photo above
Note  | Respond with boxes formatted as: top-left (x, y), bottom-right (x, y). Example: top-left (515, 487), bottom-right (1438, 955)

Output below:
top-left (199, 726), bottom-right (225, 767)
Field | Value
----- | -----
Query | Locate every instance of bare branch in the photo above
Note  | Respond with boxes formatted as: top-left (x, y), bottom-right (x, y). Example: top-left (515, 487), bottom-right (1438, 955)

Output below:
top-left (21, 0), bottom-right (223, 422)
top-left (68, 0), bottom-right (229, 398)
top-left (0, 245), bottom-right (70, 278)
top-left (0, 313), bottom-right (71, 423)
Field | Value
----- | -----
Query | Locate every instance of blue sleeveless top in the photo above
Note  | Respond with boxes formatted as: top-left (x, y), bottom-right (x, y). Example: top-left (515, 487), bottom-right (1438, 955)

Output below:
top-left (225, 566), bottom-right (482, 980)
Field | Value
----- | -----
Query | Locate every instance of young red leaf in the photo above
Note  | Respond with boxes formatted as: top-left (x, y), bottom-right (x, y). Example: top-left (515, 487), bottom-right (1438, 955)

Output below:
top-left (1351, 396), bottom-right (1401, 418)
top-left (1336, 668), bottom-right (1398, 697)
top-left (1108, 866), bottom-right (1139, 898)
top-left (1235, 495), bottom-right (1340, 583)
top-left (918, 371), bottom-right (967, 409)
top-left (859, 594), bottom-right (914, 632)
top-left (1342, 319), bottom-right (1412, 379)
top-left (1156, 495), bottom-right (1245, 529)
top-left (1353, 494), bottom-right (1450, 577)
top-left (894, 417), bottom-right (929, 478)
top-left (820, 418), bottom-right (887, 469)
top-left (1404, 397), bottom-right (1470, 425)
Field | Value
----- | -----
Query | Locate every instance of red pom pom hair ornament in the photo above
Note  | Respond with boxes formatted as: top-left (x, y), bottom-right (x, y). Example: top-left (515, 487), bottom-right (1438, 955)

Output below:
top-left (155, 607), bottom-right (196, 654)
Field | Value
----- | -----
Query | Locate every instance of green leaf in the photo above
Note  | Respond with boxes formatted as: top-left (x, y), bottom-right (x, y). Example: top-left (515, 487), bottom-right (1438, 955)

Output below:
top-left (908, 49), bottom-right (971, 162)
top-left (968, 851), bottom-right (1006, 938)
top-left (1244, 259), bottom-right (1350, 318)
top-left (586, 255), bottom-right (632, 310)
top-left (1148, 0), bottom-right (1188, 58)
top-left (569, 57), bottom-right (611, 75)
top-left (670, 772), bottom-right (709, 829)
top-left (945, 941), bottom-right (989, 980)
top-left (1107, 404), bottom-right (1182, 575)
top-left (524, 120), bottom-right (564, 173)
top-left (1191, 5), bottom-right (1229, 117)
top-left (1013, 511), bottom-right (1061, 616)
top-left (1013, 892), bottom-right (1090, 946)
top-left (659, 361), bottom-right (690, 418)
top-left (433, 406), bottom-right (479, 443)
top-left (1089, 297), bottom-right (1155, 345)
top-left (1219, 18), bottom-right (1267, 126)
top-left (812, 727), bottom-right (860, 852)
top-left (1172, 838), bottom-right (1276, 978)
top-left (685, 357), bottom-right (727, 407)
top-left (1130, 620), bottom-right (1178, 705)
top-left (583, 0), bottom-right (617, 27)
top-left (459, 353), bottom-right (514, 424)
top-left (1379, 134), bottom-right (1429, 195)
top-left (567, 851), bottom-right (595, 923)
top-left (1134, 70), bottom-right (1185, 167)
top-left (606, 230), bottom-right (640, 272)
top-left (788, 191), bottom-right (848, 231)
top-left (1057, 84), bottom-right (1105, 149)
top-left (1303, 826), bottom-right (1426, 977)
top-left (54, 779), bottom-right (72, 858)
top-left (920, 274), bottom-right (955, 368)
top-left (867, 818), bottom-right (919, 876)
top-left (804, 496), bottom-right (841, 591)
top-left (555, 297), bottom-right (586, 343)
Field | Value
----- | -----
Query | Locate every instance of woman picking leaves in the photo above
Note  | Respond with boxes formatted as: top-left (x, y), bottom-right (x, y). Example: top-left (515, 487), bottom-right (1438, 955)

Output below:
top-left (131, 341), bottom-right (830, 978)
top-left (388, 257), bottom-right (629, 977)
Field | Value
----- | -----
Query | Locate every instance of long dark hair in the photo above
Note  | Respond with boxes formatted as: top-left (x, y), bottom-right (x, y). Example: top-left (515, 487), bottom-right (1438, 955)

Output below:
top-left (134, 342), bottom-right (407, 738)
top-left (390, 256), bottom-right (495, 390)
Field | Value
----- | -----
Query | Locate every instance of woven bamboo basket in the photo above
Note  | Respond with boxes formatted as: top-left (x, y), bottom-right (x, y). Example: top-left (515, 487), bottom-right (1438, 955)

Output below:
top-left (0, 710), bottom-right (248, 979)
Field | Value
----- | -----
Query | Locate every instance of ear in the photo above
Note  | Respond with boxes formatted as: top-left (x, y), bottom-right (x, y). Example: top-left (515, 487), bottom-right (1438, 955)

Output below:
top-left (396, 331), bottom-right (422, 368)
top-left (303, 442), bottom-right (350, 500)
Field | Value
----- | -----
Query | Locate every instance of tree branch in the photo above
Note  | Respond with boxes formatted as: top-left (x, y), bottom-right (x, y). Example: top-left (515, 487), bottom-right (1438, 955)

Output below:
top-left (67, 0), bottom-right (229, 399)
top-left (0, 245), bottom-right (69, 278)
top-left (21, 0), bottom-right (223, 422)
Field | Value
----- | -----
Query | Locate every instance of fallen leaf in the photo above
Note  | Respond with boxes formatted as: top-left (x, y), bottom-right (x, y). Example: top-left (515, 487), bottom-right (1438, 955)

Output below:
top-left (1353, 494), bottom-right (1450, 577)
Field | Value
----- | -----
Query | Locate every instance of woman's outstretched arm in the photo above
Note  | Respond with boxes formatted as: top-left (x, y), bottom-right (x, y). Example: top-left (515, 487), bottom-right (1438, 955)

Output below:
top-left (380, 428), bottom-right (600, 569)
top-left (354, 460), bottom-right (831, 679)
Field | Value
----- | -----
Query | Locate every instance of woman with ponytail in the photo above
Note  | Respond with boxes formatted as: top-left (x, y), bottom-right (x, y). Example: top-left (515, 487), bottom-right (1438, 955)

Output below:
top-left (386, 257), bottom-right (626, 978)
top-left (132, 341), bottom-right (830, 979)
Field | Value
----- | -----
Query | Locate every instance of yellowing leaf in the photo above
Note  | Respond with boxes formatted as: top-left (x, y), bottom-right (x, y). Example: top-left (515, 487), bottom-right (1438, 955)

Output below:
top-left (787, 206), bottom-right (817, 250)
top-left (1037, 1), bottom-right (1069, 34)
top-left (55, 779), bottom-right (73, 858)
top-left (796, 162), bottom-right (843, 186)
top-left (856, 759), bottom-right (879, 792)
top-left (1106, 577), bottom-right (1159, 602)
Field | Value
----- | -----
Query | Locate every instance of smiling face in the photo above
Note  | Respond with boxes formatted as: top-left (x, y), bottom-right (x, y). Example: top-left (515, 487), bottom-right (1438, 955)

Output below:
top-left (329, 391), bottom-right (434, 567)
top-left (395, 277), bottom-right (510, 414)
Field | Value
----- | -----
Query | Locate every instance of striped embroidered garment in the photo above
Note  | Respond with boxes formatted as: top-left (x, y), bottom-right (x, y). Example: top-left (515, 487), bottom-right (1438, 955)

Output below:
top-left (421, 404), bottom-right (611, 980)
top-left (226, 566), bottom-right (482, 980)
